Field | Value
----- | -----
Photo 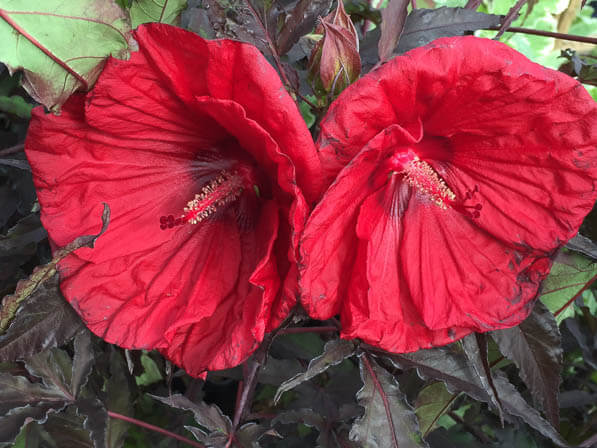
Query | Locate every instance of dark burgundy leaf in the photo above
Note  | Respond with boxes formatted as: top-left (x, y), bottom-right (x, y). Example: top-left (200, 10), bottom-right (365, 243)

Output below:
top-left (71, 331), bottom-right (94, 398)
top-left (0, 400), bottom-right (67, 446)
top-left (257, 356), bottom-right (304, 386)
top-left (382, 346), bottom-right (490, 401)
top-left (183, 0), bottom-right (279, 55)
top-left (381, 345), bottom-right (569, 446)
top-left (491, 301), bottom-right (563, 428)
top-left (105, 348), bottom-right (133, 448)
top-left (350, 355), bottom-right (427, 448)
top-left (43, 406), bottom-right (94, 448)
top-left (491, 371), bottom-right (569, 447)
top-left (0, 369), bottom-right (70, 445)
top-left (378, 0), bottom-right (409, 63)
top-left (0, 274), bottom-right (83, 362)
top-left (236, 422), bottom-right (280, 447)
top-left (0, 213), bottom-right (46, 255)
top-left (0, 159), bottom-right (30, 171)
top-left (396, 7), bottom-right (503, 54)
top-left (0, 204), bottom-right (109, 333)
top-left (151, 393), bottom-right (232, 435)
top-left (461, 334), bottom-right (504, 425)
top-left (277, 0), bottom-right (332, 56)
top-left (559, 390), bottom-right (597, 408)
top-left (274, 338), bottom-right (355, 404)
top-left (26, 348), bottom-right (74, 393)
top-left (464, 0), bottom-right (482, 10)
top-left (564, 318), bottom-right (597, 369)
top-left (359, 27), bottom-right (381, 72)
top-left (566, 233), bottom-right (597, 261)
top-left (76, 398), bottom-right (108, 448)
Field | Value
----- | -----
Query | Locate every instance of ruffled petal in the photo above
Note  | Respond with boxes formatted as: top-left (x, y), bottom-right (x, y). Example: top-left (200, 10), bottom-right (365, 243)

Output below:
top-left (307, 35), bottom-right (597, 353)
top-left (133, 24), bottom-right (323, 202)
top-left (300, 124), bottom-right (417, 318)
top-left (26, 24), bottom-right (317, 375)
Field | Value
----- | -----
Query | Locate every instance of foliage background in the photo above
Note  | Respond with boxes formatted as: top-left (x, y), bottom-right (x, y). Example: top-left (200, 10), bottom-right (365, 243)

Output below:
top-left (0, 0), bottom-right (596, 447)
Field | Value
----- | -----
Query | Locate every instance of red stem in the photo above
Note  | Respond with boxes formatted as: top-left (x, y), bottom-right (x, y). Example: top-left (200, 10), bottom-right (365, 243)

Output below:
top-left (554, 272), bottom-right (597, 317)
top-left (278, 326), bottom-right (338, 335)
top-left (486, 25), bottom-right (597, 44)
top-left (0, 9), bottom-right (89, 89)
top-left (158, 0), bottom-right (169, 22)
top-left (362, 354), bottom-right (399, 448)
top-left (107, 411), bottom-right (206, 448)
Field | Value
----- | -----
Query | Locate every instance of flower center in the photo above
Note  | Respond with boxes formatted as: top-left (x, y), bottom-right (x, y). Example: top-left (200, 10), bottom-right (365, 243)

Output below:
top-left (403, 157), bottom-right (455, 210)
top-left (159, 169), bottom-right (254, 230)
top-left (388, 149), bottom-right (482, 218)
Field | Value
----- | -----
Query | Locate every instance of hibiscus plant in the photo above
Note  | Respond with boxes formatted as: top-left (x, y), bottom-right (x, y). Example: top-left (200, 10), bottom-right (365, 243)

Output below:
top-left (0, 0), bottom-right (597, 447)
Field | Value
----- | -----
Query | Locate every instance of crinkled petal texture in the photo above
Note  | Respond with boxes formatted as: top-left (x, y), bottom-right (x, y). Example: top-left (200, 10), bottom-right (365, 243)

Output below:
top-left (301, 36), bottom-right (597, 353)
top-left (25, 23), bottom-right (321, 376)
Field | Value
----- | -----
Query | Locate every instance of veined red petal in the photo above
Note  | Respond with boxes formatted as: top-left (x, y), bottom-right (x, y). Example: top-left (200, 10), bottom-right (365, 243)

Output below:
top-left (303, 36), bottom-right (597, 354)
top-left (26, 23), bottom-right (318, 375)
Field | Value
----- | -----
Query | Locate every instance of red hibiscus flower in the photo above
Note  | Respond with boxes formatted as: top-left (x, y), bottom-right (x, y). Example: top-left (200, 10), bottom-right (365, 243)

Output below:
top-left (25, 24), bottom-right (321, 376)
top-left (300, 36), bottom-right (597, 353)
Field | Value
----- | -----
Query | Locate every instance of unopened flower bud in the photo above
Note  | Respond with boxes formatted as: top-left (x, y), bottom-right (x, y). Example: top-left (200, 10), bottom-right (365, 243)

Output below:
top-left (308, 1), bottom-right (361, 96)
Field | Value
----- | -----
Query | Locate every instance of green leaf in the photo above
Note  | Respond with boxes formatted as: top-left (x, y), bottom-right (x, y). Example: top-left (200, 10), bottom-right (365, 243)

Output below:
top-left (130, 0), bottom-right (187, 28)
top-left (415, 382), bottom-right (457, 438)
top-left (299, 100), bottom-right (316, 129)
top-left (350, 355), bottom-right (427, 448)
top-left (0, 1), bottom-right (134, 112)
top-left (134, 352), bottom-right (163, 386)
top-left (540, 251), bottom-right (597, 324)
top-left (0, 95), bottom-right (32, 118)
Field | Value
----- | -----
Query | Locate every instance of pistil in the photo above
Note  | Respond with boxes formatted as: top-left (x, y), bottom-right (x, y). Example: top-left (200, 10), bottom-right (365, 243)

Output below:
top-left (389, 150), bottom-right (482, 218)
top-left (159, 170), bottom-right (246, 230)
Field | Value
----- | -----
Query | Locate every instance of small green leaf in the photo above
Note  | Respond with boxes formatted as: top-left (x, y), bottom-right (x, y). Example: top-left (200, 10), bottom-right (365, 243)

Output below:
top-left (130, 0), bottom-right (187, 28)
top-left (415, 382), bottom-right (456, 438)
top-left (299, 100), bottom-right (316, 129)
top-left (0, 94), bottom-right (32, 118)
top-left (0, 1), bottom-right (134, 112)
top-left (135, 352), bottom-right (162, 386)
top-left (540, 251), bottom-right (597, 324)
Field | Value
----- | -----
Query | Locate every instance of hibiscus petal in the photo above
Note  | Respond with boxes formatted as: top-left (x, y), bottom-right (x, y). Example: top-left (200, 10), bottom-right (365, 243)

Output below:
top-left (306, 36), bottom-right (597, 354)
top-left (134, 24), bottom-right (323, 202)
top-left (26, 24), bottom-right (318, 375)
top-left (300, 124), bottom-right (419, 318)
